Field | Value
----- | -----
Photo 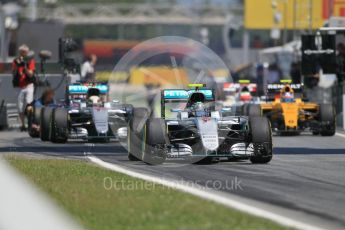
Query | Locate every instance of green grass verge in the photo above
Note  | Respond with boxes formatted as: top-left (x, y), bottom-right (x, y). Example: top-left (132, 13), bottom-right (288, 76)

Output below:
top-left (6, 156), bottom-right (290, 230)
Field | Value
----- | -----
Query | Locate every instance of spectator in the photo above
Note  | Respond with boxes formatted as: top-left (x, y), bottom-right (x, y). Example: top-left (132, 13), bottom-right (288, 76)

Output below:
top-left (12, 44), bottom-right (36, 131)
top-left (34, 87), bottom-right (55, 107)
top-left (267, 63), bottom-right (281, 84)
top-left (81, 54), bottom-right (97, 82)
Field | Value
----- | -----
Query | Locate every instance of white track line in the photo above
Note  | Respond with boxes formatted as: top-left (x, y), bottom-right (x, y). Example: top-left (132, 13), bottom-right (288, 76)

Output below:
top-left (88, 155), bottom-right (324, 230)
top-left (335, 132), bottom-right (345, 138)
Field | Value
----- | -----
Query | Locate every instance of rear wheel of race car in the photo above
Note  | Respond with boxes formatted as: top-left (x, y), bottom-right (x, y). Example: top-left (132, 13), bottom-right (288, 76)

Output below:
top-left (319, 104), bottom-right (336, 136)
top-left (142, 118), bottom-right (168, 165)
top-left (127, 108), bottom-right (149, 161)
top-left (28, 107), bottom-right (41, 138)
top-left (40, 107), bottom-right (53, 141)
top-left (51, 108), bottom-right (68, 143)
top-left (248, 104), bottom-right (262, 117)
top-left (249, 117), bottom-right (273, 164)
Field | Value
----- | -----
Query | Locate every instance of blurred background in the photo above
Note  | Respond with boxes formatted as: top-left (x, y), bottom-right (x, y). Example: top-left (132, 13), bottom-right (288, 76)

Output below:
top-left (0, 0), bottom-right (345, 126)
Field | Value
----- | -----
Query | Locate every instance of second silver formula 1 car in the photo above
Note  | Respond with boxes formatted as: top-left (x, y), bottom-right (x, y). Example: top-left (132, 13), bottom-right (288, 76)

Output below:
top-left (38, 82), bottom-right (132, 143)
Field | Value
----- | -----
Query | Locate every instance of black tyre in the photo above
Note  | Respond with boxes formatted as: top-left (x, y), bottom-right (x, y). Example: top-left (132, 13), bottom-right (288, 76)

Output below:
top-left (242, 104), bottom-right (249, 116)
top-left (142, 118), bottom-right (169, 165)
top-left (127, 107), bottom-right (149, 161)
top-left (51, 108), bottom-right (68, 143)
top-left (33, 107), bottom-right (41, 124)
top-left (40, 107), bottom-right (53, 141)
top-left (248, 104), bottom-right (262, 117)
top-left (28, 107), bottom-right (41, 138)
top-left (249, 117), bottom-right (273, 164)
top-left (319, 104), bottom-right (336, 136)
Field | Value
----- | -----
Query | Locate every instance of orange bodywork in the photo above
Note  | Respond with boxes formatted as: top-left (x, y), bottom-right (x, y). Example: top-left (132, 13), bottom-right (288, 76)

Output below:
top-left (261, 98), bottom-right (319, 130)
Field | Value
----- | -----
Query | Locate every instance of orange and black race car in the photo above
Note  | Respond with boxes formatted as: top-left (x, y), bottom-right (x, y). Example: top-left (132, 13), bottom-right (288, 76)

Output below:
top-left (249, 82), bottom-right (335, 136)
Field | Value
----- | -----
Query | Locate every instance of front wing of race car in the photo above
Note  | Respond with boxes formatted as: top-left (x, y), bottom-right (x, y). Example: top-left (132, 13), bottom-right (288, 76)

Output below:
top-left (165, 116), bottom-right (254, 158)
top-left (68, 106), bottom-right (130, 140)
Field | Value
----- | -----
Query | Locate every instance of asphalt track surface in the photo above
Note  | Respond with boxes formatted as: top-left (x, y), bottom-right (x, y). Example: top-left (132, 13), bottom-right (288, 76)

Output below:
top-left (1, 130), bottom-right (345, 229)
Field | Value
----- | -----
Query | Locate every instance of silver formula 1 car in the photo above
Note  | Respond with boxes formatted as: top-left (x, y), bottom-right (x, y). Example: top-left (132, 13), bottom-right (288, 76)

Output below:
top-left (39, 82), bottom-right (132, 143)
top-left (127, 84), bottom-right (273, 165)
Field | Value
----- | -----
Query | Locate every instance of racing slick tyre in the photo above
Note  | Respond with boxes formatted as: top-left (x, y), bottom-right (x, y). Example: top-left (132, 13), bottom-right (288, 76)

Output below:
top-left (142, 118), bottom-right (169, 165)
top-left (249, 117), bottom-right (273, 164)
top-left (28, 107), bottom-right (41, 138)
top-left (242, 104), bottom-right (249, 116)
top-left (51, 108), bottom-right (68, 143)
top-left (319, 104), bottom-right (336, 136)
top-left (40, 107), bottom-right (53, 141)
top-left (127, 107), bottom-right (150, 161)
top-left (248, 104), bottom-right (262, 117)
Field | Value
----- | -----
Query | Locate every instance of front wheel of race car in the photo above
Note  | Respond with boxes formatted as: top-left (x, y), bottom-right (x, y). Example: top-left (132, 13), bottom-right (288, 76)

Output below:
top-left (248, 104), bottom-right (262, 117)
top-left (127, 107), bottom-right (150, 161)
top-left (319, 104), bottom-right (336, 136)
top-left (142, 118), bottom-right (168, 165)
top-left (40, 107), bottom-right (53, 141)
top-left (249, 116), bottom-right (273, 164)
top-left (51, 108), bottom-right (68, 143)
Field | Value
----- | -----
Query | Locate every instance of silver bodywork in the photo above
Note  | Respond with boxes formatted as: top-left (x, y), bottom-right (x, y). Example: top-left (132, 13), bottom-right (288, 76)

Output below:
top-left (166, 114), bottom-right (252, 159)
top-left (67, 101), bottom-right (130, 140)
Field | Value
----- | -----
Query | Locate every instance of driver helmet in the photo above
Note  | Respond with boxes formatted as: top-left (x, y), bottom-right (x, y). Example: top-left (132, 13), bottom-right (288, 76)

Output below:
top-left (281, 92), bottom-right (294, 103)
top-left (87, 88), bottom-right (101, 104)
top-left (192, 102), bottom-right (207, 117)
top-left (193, 102), bottom-right (205, 111)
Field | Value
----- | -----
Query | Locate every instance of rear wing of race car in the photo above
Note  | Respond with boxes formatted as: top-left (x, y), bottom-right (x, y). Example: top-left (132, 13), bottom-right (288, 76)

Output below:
top-left (66, 82), bottom-right (109, 104)
top-left (161, 88), bottom-right (215, 118)
top-left (67, 83), bottom-right (109, 95)
top-left (223, 82), bottom-right (257, 93)
top-left (266, 83), bottom-right (303, 101)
